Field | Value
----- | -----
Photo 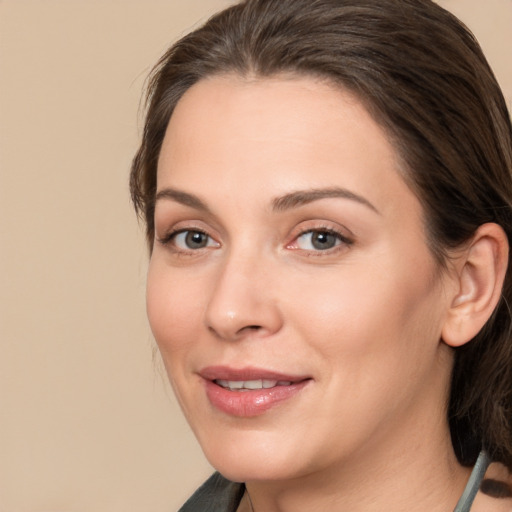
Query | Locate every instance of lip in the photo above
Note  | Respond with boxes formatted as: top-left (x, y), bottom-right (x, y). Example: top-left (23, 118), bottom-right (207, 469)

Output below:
top-left (199, 366), bottom-right (312, 417)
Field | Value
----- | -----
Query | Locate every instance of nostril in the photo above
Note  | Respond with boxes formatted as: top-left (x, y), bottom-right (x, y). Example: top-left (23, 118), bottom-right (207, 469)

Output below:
top-left (208, 324), bottom-right (263, 339)
top-left (236, 325), bottom-right (262, 335)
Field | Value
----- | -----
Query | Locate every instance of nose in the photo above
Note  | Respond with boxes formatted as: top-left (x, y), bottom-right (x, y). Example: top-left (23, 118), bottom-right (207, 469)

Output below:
top-left (204, 253), bottom-right (283, 341)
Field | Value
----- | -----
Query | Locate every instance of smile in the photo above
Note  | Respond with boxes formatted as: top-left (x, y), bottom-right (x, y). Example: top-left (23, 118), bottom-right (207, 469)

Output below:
top-left (215, 379), bottom-right (293, 391)
top-left (200, 366), bottom-right (311, 417)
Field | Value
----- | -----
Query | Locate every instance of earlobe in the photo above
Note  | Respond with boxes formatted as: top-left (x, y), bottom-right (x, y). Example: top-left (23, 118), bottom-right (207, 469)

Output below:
top-left (442, 223), bottom-right (509, 348)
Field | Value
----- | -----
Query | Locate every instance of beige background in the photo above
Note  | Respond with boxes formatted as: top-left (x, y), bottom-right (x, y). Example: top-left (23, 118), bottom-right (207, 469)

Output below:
top-left (0, 1), bottom-right (511, 511)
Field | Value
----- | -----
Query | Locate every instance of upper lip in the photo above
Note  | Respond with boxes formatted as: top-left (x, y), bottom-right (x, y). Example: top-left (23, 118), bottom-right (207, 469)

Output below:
top-left (199, 366), bottom-right (310, 382)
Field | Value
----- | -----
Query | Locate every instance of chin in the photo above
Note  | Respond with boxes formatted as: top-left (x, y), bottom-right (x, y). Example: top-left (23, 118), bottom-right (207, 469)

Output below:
top-left (211, 456), bottom-right (296, 484)
top-left (197, 428), bottom-right (306, 483)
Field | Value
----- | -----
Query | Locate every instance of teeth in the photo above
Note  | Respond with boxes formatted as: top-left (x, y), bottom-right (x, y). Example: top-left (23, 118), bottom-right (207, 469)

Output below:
top-left (227, 380), bottom-right (244, 389)
top-left (244, 379), bottom-right (267, 389)
top-left (216, 379), bottom-right (290, 391)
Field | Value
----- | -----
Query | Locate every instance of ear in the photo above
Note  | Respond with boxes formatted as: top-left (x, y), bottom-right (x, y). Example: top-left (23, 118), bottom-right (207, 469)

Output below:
top-left (442, 223), bottom-right (509, 348)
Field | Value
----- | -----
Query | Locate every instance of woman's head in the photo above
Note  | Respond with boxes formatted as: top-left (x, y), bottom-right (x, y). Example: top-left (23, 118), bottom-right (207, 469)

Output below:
top-left (131, 0), bottom-right (512, 469)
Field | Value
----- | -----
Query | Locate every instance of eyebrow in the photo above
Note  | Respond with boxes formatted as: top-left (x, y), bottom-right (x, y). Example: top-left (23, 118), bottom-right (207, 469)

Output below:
top-left (271, 187), bottom-right (380, 214)
top-left (155, 188), bottom-right (211, 213)
top-left (154, 186), bottom-right (379, 214)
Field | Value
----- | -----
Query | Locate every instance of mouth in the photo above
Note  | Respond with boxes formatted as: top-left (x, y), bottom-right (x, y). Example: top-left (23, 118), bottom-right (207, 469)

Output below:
top-left (214, 379), bottom-right (294, 391)
top-left (199, 366), bottom-right (312, 417)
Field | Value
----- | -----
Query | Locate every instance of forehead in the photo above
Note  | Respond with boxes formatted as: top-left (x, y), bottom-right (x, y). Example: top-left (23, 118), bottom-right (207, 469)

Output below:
top-left (160, 74), bottom-right (387, 165)
top-left (157, 74), bottom-right (419, 221)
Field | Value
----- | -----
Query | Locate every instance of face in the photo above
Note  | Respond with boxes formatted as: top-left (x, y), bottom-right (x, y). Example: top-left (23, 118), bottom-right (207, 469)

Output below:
top-left (147, 75), bottom-right (455, 483)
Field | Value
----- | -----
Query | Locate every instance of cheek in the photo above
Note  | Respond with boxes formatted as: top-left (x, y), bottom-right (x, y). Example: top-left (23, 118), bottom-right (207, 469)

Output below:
top-left (284, 253), bottom-right (443, 367)
top-left (146, 260), bottom-right (205, 361)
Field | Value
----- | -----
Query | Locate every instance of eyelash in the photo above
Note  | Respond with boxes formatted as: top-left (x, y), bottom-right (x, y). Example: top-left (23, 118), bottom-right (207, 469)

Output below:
top-left (287, 226), bottom-right (353, 255)
top-left (156, 225), bottom-right (353, 256)
top-left (157, 228), bottom-right (217, 251)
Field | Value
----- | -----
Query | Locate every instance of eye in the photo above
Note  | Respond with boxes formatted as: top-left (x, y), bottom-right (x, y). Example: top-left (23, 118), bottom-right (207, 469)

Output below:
top-left (290, 228), bottom-right (352, 252)
top-left (162, 229), bottom-right (219, 250)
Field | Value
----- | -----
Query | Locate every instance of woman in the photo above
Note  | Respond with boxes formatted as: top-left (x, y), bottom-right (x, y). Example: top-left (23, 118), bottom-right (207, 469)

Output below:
top-left (130, 0), bottom-right (512, 510)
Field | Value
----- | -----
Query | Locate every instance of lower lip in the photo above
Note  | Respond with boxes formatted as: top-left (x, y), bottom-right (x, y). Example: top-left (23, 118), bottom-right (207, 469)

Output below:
top-left (204, 379), bottom-right (310, 417)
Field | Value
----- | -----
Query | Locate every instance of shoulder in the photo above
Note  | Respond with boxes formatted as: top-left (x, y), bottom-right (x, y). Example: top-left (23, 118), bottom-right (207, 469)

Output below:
top-left (472, 462), bottom-right (512, 512)
top-left (178, 472), bottom-right (245, 512)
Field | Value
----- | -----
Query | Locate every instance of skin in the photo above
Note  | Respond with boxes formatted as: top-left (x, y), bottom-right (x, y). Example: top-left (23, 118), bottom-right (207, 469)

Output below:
top-left (147, 75), bottom-right (503, 511)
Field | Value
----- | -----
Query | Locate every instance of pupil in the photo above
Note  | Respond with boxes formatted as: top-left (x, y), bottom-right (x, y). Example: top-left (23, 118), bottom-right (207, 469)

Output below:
top-left (186, 231), bottom-right (207, 248)
top-left (312, 231), bottom-right (335, 250)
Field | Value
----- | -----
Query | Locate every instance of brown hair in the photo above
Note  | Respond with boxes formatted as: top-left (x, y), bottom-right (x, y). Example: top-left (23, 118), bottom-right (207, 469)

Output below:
top-left (130, 0), bottom-right (512, 468)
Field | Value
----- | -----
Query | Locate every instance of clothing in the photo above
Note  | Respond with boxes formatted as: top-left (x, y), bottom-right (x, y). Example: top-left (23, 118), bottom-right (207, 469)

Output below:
top-left (178, 451), bottom-right (491, 512)
top-left (178, 472), bottom-right (244, 512)
top-left (454, 450), bottom-right (491, 512)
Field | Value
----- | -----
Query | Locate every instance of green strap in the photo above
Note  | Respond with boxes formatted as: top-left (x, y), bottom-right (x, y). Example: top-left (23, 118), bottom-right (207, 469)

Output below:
top-left (453, 450), bottom-right (491, 512)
